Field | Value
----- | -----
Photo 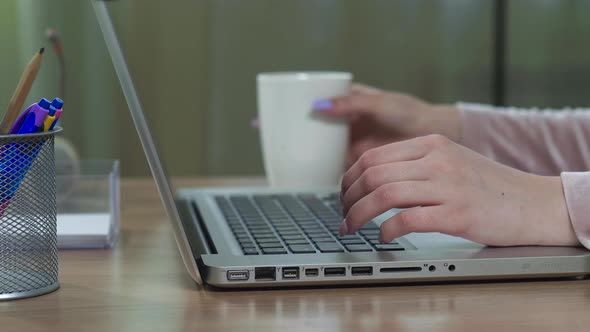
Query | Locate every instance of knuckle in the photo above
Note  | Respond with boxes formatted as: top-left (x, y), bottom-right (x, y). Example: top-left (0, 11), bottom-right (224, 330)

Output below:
top-left (423, 134), bottom-right (451, 149)
top-left (446, 206), bottom-right (470, 235)
top-left (376, 183), bottom-right (398, 206)
top-left (397, 210), bottom-right (417, 232)
top-left (360, 166), bottom-right (382, 192)
top-left (372, 92), bottom-right (388, 108)
top-left (358, 150), bottom-right (378, 171)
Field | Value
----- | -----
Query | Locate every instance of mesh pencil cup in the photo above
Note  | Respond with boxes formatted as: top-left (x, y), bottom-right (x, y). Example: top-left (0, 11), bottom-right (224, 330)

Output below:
top-left (0, 128), bottom-right (61, 300)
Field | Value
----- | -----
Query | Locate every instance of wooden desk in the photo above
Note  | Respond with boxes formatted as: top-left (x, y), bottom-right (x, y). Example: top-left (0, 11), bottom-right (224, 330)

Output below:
top-left (1, 177), bottom-right (590, 331)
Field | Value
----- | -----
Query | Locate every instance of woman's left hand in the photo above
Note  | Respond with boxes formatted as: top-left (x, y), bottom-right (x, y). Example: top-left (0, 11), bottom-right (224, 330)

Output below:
top-left (339, 134), bottom-right (580, 247)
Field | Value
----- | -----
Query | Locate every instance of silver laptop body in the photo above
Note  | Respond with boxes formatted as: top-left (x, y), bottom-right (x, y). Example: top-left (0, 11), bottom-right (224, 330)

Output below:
top-left (93, 0), bottom-right (590, 289)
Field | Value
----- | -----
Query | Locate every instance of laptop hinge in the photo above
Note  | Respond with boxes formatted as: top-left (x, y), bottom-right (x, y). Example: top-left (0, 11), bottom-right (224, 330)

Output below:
top-left (175, 198), bottom-right (217, 256)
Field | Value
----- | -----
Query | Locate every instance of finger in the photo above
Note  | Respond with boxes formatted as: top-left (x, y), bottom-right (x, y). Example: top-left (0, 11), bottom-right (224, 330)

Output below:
top-left (350, 83), bottom-right (382, 95)
top-left (341, 136), bottom-right (435, 194)
top-left (344, 181), bottom-right (442, 234)
top-left (312, 93), bottom-right (380, 118)
top-left (379, 206), bottom-right (460, 243)
top-left (342, 160), bottom-right (428, 215)
top-left (250, 117), bottom-right (259, 129)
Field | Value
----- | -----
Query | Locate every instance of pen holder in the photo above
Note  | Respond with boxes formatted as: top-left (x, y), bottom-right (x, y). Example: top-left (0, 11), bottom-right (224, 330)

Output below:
top-left (0, 128), bottom-right (61, 300)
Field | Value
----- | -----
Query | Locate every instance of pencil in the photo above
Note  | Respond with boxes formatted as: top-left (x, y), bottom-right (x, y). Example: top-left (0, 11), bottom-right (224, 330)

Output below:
top-left (0, 48), bottom-right (45, 135)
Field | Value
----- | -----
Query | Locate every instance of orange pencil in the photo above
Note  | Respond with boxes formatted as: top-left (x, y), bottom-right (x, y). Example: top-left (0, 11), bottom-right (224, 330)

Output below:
top-left (0, 48), bottom-right (44, 134)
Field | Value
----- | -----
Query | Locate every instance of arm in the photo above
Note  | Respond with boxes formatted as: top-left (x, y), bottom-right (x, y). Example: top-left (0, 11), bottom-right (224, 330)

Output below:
top-left (458, 103), bottom-right (590, 175)
top-left (459, 104), bottom-right (590, 248)
top-left (561, 172), bottom-right (590, 249)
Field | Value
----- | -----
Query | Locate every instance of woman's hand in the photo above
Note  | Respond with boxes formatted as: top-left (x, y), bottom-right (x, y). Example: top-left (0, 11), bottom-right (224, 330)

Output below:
top-left (339, 134), bottom-right (579, 247)
top-left (314, 84), bottom-right (460, 166)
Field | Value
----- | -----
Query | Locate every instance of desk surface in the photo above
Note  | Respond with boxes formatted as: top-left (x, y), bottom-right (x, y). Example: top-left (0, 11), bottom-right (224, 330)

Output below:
top-left (2, 177), bottom-right (590, 332)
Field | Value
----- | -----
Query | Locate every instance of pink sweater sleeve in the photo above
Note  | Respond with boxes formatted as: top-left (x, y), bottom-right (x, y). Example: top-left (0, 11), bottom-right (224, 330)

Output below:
top-left (457, 103), bottom-right (590, 249)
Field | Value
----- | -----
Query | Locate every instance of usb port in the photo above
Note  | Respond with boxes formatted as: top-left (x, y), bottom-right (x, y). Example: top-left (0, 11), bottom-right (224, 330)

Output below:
top-left (282, 267), bottom-right (299, 280)
top-left (351, 266), bottom-right (373, 276)
top-left (227, 270), bottom-right (249, 281)
top-left (305, 268), bottom-right (319, 277)
top-left (255, 267), bottom-right (276, 281)
top-left (324, 267), bottom-right (346, 277)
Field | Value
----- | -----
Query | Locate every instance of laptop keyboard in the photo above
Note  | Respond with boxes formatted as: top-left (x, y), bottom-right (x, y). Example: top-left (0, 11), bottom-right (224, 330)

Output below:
top-left (214, 193), bottom-right (405, 255)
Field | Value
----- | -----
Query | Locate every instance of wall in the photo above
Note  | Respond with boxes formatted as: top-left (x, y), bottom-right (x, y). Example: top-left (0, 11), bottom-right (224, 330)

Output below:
top-left (14, 1), bottom-right (583, 176)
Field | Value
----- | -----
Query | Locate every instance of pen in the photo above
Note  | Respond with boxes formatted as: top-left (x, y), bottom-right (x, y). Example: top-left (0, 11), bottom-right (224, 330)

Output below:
top-left (0, 48), bottom-right (44, 134)
top-left (49, 98), bottom-right (64, 130)
top-left (10, 98), bottom-right (51, 134)
top-left (45, 98), bottom-right (63, 131)
top-left (16, 100), bottom-right (50, 134)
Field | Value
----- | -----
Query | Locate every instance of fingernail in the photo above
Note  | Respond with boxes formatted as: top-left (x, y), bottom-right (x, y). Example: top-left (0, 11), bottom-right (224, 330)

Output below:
top-left (250, 118), bottom-right (260, 129)
top-left (339, 220), bottom-right (349, 236)
top-left (312, 99), bottom-right (333, 111)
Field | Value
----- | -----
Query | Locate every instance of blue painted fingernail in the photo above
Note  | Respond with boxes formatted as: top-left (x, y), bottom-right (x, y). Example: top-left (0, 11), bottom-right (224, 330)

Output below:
top-left (312, 99), bottom-right (333, 111)
top-left (339, 220), bottom-right (349, 236)
top-left (250, 118), bottom-right (260, 128)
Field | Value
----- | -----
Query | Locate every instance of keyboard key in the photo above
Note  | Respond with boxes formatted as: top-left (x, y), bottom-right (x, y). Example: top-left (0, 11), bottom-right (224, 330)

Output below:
top-left (278, 231), bottom-right (303, 237)
top-left (257, 238), bottom-right (281, 244)
top-left (312, 237), bottom-right (335, 243)
top-left (359, 229), bottom-right (380, 235)
top-left (316, 242), bottom-right (344, 253)
top-left (374, 244), bottom-right (405, 251)
top-left (275, 226), bottom-right (298, 232)
top-left (259, 242), bottom-right (284, 248)
top-left (368, 239), bottom-right (398, 245)
top-left (243, 217), bottom-right (264, 223)
top-left (253, 232), bottom-right (277, 239)
top-left (249, 226), bottom-right (272, 232)
top-left (301, 225), bottom-right (323, 231)
top-left (239, 241), bottom-right (255, 248)
top-left (285, 239), bottom-right (310, 245)
top-left (243, 248), bottom-right (259, 255)
top-left (336, 235), bottom-right (363, 241)
top-left (262, 248), bottom-right (288, 255)
top-left (282, 234), bottom-right (305, 240)
top-left (345, 244), bottom-right (373, 252)
top-left (308, 233), bottom-right (331, 239)
top-left (271, 221), bottom-right (293, 227)
top-left (289, 244), bottom-right (316, 254)
top-left (363, 234), bottom-right (380, 240)
top-left (341, 238), bottom-right (366, 245)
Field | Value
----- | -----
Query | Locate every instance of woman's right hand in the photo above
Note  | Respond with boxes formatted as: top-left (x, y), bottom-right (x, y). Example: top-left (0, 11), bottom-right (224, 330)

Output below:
top-left (313, 84), bottom-right (461, 166)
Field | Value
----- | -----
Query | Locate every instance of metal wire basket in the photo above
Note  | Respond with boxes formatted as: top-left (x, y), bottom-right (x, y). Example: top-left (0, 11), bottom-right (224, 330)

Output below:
top-left (0, 129), bottom-right (60, 300)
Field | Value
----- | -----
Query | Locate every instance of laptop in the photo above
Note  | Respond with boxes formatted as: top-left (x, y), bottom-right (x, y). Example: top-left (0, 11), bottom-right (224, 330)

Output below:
top-left (93, 0), bottom-right (590, 288)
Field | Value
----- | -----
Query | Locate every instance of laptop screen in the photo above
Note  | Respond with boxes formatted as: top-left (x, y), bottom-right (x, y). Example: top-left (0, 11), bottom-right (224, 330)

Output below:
top-left (92, 0), bottom-right (202, 284)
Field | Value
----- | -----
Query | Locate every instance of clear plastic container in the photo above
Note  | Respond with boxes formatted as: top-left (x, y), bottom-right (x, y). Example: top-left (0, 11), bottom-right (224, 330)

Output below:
top-left (56, 159), bottom-right (119, 249)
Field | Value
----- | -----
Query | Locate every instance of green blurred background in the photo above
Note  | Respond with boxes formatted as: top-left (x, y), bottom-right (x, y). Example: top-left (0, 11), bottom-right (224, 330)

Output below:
top-left (1, 0), bottom-right (589, 176)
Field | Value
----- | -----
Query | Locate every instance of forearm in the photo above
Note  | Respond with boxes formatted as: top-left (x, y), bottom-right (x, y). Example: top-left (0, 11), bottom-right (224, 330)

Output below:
top-left (457, 103), bottom-right (590, 175)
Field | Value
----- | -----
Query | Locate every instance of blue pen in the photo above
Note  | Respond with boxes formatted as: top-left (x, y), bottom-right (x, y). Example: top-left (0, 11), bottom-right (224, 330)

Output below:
top-left (0, 98), bottom-right (58, 216)
top-left (48, 98), bottom-right (64, 131)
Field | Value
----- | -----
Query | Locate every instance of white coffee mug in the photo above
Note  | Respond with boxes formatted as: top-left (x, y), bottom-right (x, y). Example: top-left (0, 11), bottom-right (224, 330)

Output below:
top-left (257, 72), bottom-right (352, 187)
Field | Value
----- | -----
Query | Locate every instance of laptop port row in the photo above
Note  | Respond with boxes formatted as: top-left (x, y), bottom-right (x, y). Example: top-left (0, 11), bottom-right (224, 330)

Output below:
top-left (240, 266), bottom-right (380, 281)
top-left (234, 265), bottom-right (440, 281)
